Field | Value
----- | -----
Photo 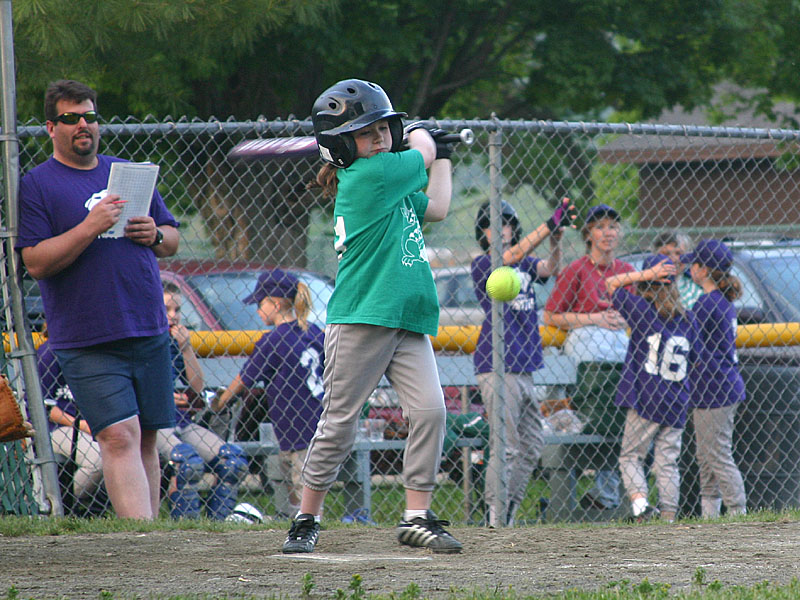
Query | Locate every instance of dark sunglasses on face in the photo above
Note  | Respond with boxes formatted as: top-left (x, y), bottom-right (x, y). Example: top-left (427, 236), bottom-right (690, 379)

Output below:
top-left (51, 111), bottom-right (99, 125)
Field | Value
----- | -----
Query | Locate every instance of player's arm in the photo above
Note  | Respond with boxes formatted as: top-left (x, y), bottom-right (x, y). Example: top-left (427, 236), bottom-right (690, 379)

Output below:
top-left (49, 406), bottom-right (91, 434)
top-left (605, 260), bottom-right (676, 295)
top-left (537, 228), bottom-right (563, 278)
top-left (424, 158), bottom-right (452, 222)
top-left (504, 198), bottom-right (575, 266)
top-left (212, 374), bottom-right (247, 412)
top-left (21, 194), bottom-right (124, 279)
top-left (543, 309), bottom-right (604, 329)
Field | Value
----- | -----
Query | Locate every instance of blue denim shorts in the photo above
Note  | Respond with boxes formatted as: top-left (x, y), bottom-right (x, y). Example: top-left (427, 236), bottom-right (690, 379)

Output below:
top-left (54, 333), bottom-right (176, 437)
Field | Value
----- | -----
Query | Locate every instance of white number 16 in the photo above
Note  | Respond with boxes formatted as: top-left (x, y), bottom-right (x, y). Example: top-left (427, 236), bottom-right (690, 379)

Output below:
top-left (644, 333), bottom-right (689, 382)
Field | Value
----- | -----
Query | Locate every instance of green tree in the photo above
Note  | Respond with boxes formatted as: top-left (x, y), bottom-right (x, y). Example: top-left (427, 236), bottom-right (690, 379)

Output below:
top-left (12, 0), bottom-right (776, 122)
top-left (12, 0), bottom-right (336, 120)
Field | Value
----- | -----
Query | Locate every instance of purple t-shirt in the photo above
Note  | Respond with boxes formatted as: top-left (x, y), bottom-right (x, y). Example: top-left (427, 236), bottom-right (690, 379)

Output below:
top-left (239, 321), bottom-right (325, 452)
top-left (690, 290), bottom-right (746, 408)
top-left (17, 155), bottom-right (180, 349)
top-left (36, 340), bottom-right (76, 432)
top-left (471, 255), bottom-right (547, 374)
top-left (612, 288), bottom-right (699, 428)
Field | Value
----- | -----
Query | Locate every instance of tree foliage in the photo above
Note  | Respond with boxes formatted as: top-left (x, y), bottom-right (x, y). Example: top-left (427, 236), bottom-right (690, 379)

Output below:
top-left (13, 0), bottom-right (798, 122)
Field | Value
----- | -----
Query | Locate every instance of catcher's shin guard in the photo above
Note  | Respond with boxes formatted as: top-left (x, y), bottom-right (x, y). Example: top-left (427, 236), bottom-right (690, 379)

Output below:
top-left (169, 443), bottom-right (205, 519)
top-left (207, 443), bottom-right (248, 520)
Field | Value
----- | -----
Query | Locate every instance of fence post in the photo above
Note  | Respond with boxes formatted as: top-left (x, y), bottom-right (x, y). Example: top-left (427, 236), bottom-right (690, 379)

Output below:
top-left (0, 0), bottom-right (64, 516)
top-left (487, 116), bottom-right (509, 526)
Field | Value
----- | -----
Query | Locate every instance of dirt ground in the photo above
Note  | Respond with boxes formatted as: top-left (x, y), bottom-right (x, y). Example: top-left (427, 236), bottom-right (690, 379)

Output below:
top-left (4, 519), bottom-right (800, 599)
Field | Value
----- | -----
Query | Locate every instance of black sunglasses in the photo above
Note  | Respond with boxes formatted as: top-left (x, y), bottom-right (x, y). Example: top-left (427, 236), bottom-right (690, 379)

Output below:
top-left (51, 111), bottom-right (99, 125)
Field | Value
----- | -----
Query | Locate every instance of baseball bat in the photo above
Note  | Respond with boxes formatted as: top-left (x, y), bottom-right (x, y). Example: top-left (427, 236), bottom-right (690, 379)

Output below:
top-left (228, 128), bottom-right (474, 161)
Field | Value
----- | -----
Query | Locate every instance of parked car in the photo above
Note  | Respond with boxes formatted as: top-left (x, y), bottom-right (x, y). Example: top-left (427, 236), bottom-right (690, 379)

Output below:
top-left (158, 259), bottom-right (334, 332)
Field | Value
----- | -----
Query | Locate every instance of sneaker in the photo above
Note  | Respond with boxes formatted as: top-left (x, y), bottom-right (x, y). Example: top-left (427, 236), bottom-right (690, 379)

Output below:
top-left (397, 510), bottom-right (463, 554)
top-left (630, 505), bottom-right (660, 523)
top-left (282, 514), bottom-right (320, 553)
top-left (341, 507), bottom-right (377, 526)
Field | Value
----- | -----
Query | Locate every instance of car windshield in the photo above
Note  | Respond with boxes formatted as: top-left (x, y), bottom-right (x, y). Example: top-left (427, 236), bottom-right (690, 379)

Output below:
top-left (186, 271), bottom-right (332, 330)
top-left (746, 255), bottom-right (800, 322)
top-left (436, 271), bottom-right (479, 309)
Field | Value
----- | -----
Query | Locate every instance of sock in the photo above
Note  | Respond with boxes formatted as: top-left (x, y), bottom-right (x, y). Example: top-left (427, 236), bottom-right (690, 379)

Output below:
top-left (296, 512), bottom-right (321, 523)
top-left (632, 497), bottom-right (649, 517)
top-left (403, 509), bottom-right (428, 521)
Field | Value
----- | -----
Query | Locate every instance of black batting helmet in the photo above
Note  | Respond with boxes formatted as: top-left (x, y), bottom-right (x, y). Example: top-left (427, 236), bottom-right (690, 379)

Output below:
top-left (475, 201), bottom-right (522, 252)
top-left (311, 79), bottom-right (406, 168)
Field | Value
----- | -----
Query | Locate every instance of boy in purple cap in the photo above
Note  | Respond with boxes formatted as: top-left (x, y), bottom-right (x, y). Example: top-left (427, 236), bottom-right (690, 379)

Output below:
top-left (605, 255), bottom-right (700, 522)
top-left (212, 269), bottom-right (325, 519)
top-left (17, 80), bottom-right (180, 520)
top-left (682, 239), bottom-right (747, 518)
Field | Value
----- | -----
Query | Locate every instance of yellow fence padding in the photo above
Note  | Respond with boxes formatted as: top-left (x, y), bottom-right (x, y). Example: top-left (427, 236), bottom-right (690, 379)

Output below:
top-left (7, 323), bottom-right (800, 356)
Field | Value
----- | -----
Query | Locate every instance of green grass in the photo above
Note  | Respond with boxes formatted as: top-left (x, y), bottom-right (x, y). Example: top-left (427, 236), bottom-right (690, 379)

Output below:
top-left (4, 573), bottom-right (800, 600)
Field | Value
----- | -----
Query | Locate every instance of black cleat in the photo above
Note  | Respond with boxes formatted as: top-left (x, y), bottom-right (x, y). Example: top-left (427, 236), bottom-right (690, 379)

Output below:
top-left (282, 514), bottom-right (320, 553)
top-left (397, 510), bottom-right (463, 554)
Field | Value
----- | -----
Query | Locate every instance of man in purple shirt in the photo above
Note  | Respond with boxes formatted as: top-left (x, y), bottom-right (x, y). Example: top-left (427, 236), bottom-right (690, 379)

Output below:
top-left (16, 80), bottom-right (180, 519)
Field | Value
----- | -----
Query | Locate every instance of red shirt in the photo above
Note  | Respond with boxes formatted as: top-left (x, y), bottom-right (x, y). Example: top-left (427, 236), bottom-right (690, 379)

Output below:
top-left (544, 255), bottom-right (635, 315)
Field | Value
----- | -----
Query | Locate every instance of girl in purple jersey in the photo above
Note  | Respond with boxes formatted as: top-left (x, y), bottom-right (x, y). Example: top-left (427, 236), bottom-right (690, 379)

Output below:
top-left (471, 198), bottom-right (573, 526)
top-left (212, 269), bottom-right (325, 518)
top-left (682, 239), bottom-right (747, 518)
top-left (606, 255), bottom-right (700, 522)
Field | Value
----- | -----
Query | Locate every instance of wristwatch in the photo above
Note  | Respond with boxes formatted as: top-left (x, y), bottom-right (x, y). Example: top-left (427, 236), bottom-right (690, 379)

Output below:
top-left (149, 228), bottom-right (164, 247)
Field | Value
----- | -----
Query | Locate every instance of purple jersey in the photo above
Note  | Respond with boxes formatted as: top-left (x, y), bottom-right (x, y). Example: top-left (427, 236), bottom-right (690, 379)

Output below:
top-left (36, 340), bottom-right (76, 432)
top-left (17, 155), bottom-right (180, 350)
top-left (612, 288), bottom-right (699, 428)
top-left (239, 322), bottom-right (325, 452)
top-left (690, 290), bottom-right (745, 408)
top-left (471, 255), bottom-right (547, 374)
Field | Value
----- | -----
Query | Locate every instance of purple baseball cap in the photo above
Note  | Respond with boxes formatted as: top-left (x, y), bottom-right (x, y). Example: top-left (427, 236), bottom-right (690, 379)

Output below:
top-left (584, 204), bottom-right (620, 226)
top-left (680, 239), bottom-right (733, 273)
top-left (243, 269), bottom-right (299, 304)
top-left (641, 253), bottom-right (676, 282)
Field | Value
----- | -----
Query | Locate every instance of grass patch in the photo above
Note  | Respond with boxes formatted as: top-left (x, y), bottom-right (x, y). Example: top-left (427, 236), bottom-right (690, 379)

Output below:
top-left (5, 574), bottom-right (800, 600)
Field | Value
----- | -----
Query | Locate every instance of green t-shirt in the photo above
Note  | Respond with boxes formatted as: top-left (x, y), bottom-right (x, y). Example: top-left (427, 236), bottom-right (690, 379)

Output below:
top-left (326, 150), bottom-right (440, 336)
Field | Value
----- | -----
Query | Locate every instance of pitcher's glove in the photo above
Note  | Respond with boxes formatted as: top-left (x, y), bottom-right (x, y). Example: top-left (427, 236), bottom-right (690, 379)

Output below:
top-left (0, 375), bottom-right (34, 442)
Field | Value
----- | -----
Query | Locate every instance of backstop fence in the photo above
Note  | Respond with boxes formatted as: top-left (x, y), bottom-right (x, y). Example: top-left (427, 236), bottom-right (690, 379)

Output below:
top-left (3, 116), bottom-right (800, 525)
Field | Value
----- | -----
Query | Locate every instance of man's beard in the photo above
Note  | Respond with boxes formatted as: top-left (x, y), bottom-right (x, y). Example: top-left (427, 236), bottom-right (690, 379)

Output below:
top-left (73, 140), bottom-right (96, 156)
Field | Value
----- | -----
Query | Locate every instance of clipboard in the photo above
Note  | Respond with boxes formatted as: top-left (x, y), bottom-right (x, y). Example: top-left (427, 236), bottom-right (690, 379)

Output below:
top-left (100, 162), bottom-right (159, 239)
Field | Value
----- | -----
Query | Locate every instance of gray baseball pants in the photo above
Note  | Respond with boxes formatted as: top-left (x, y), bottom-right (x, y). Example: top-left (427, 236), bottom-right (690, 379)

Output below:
top-left (693, 404), bottom-right (747, 516)
top-left (619, 409), bottom-right (682, 515)
top-left (302, 323), bottom-right (446, 493)
top-left (477, 371), bottom-right (545, 525)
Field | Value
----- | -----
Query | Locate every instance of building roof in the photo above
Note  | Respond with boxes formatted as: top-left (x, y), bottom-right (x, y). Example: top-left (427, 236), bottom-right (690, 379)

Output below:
top-left (598, 83), bottom-right (800, 164)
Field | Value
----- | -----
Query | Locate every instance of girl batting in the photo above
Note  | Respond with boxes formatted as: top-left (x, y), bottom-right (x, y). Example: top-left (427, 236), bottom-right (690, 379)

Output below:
top-left (282, 79), bottom-right (460, 554)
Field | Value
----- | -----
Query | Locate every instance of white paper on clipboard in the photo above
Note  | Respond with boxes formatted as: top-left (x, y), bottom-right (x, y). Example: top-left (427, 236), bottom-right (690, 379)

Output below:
top-left (100, 162), bottom-right (159, 238)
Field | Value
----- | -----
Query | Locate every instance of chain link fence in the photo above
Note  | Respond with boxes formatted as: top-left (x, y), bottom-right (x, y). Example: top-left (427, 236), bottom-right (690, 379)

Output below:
top-left (3, 116), bottom-right (800, 524)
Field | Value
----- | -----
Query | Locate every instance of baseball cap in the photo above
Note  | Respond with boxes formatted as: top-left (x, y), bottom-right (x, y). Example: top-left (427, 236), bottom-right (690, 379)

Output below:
top-left (680, 239), bottom-right (733, 273)
top-left (641, 253), bottom-right (676, 282)
top-left (243, 269), bottom-right (299, 304)
top-left (584, 204), bottom-right (620, 226)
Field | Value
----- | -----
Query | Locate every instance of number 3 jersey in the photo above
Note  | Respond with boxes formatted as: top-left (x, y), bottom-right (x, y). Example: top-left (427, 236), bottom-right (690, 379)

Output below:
top-left (612, 288), bottom-right (701, 428)
top-left (239, 321), bottom-right (325, 452)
